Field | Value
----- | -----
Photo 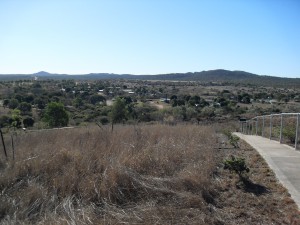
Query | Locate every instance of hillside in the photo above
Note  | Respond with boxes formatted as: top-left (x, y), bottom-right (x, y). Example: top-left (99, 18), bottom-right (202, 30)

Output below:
top-left (0, 69), bottom-right (299, 87)
top-left (0, 125), bottom-right (299, 224)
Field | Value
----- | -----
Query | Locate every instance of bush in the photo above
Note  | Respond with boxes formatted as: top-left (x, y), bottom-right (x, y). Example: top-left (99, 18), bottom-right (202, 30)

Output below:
top-left (224, 155), bottom-right (250, 177)
top-left (23, 117), bottom-right (35, 128)
top-left (223, 130), bottom-right (240, 148)
top-left (99, 116), bottom-right (109, 125)
top-left (43, 102), bottom-right (69, 128)
top-left (282, 126), bottom-right (296, 143)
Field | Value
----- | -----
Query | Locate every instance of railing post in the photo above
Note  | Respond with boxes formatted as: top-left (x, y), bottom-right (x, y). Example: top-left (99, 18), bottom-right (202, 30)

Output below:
top-left (249, 120), bottom-right (251, 135)
top-left (248, 121), bottom-right (250, 135)
top-left (262, 116), bottom-right (265, 137)
top-left (295, 114), bottom-right (299, 150)
top-left (249, 121), bottom-right (251, 135)
top-left (256, 117), bottom-right (258, 135)
top-left (0, 127), bottom-right (7, 160)
top-left (270, 114), bottom-right (273, 140)
top-left (280, 114), bottom-right (283, 144)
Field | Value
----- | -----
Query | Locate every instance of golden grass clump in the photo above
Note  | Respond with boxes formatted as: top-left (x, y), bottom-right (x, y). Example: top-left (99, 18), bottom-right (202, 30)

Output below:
top-left (0, 124), bottom-right (218, 224)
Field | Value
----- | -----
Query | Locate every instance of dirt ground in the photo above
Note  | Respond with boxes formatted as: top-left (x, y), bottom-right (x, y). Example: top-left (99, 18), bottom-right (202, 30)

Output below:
top-left (210, 136), bottom-right (300, 224)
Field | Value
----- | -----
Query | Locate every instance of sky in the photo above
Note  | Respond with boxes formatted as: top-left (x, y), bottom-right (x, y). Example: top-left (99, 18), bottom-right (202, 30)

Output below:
top-left (0, 0), bottom-right (299, 77)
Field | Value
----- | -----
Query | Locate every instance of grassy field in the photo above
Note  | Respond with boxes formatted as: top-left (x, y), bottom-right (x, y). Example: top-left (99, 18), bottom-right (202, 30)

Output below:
top-left (0, 124), bottom-right (299, 224)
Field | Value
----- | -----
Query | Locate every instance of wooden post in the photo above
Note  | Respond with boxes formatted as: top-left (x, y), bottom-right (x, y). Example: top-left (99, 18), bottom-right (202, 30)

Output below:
top-left (0, 128), bottom-right (7, 159)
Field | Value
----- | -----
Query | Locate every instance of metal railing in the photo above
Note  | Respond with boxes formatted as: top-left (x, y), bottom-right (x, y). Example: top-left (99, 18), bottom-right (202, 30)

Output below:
top-left (240, 113), bottom-right (300, 150)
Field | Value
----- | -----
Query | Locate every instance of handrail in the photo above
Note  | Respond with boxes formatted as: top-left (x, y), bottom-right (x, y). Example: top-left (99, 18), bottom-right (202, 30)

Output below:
top-left (239, 113), bottom-right (300, 150)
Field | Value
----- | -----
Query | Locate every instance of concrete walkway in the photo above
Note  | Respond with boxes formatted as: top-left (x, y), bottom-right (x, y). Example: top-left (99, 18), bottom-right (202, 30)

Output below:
top-left (233, 132), bottom-right (300, 209)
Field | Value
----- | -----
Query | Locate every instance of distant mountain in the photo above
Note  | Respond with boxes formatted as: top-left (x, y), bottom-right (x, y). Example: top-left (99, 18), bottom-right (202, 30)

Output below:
top-left (0, 69), bottom-right (299, 87)
top-left (34, 71), bottom-right (54, 76)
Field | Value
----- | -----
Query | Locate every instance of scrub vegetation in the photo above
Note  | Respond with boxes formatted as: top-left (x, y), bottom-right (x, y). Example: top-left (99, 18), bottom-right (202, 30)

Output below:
top-left (0, 124), bottom-right (299, 224)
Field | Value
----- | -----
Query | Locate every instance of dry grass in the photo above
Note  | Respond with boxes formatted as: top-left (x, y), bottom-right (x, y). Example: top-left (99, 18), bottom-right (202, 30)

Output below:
top-left (0, 124), bottom-right (300, 224)
top-left (0, 124), bottom-right (219, 224)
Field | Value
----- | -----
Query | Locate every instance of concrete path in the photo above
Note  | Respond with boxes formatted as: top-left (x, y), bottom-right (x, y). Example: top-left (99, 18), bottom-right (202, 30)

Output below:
top-left (233, 132), bottom-right (300, 209)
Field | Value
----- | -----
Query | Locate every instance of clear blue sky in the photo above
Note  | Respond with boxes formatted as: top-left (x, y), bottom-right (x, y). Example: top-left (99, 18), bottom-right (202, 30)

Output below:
top-left (0, 0), bottom-right (299, 77)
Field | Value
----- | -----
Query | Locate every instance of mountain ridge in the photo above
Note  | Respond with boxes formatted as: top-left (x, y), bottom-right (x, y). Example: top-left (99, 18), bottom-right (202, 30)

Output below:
top-left (0, 69), bottom-right (299, 87)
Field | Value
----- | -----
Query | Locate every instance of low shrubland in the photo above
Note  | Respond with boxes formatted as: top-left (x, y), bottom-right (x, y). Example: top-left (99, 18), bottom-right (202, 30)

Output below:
top-left (0, 124), bottom-right (219, 224)
top-left (0, 124), bottom-right (299, 224)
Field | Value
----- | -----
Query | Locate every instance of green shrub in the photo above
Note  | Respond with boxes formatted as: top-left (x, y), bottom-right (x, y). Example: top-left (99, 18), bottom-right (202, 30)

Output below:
top-left (282, 126), bottom-right (296, 143)
top-left (223, 130), bottom-right (240, 148)
top-left (224, 155), bottom-right (250, 177)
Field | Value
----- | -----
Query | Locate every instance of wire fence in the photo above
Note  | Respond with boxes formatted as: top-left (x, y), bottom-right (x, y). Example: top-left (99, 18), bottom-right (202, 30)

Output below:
top-left (240, 113), bottom-right (300, 150)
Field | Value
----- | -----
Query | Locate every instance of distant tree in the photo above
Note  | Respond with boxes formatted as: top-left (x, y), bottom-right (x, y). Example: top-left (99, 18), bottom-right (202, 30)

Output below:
top-left (34, 98), bottom-right (47, 109)
top-left (110, 97), bottom-right (127, 123)
top-left (3, 99), bottom-right (9, 108)
top-left (73, 97), bottom-right (84, 108)
top-left (18, 102), bottom-right (32, 114)
top-left (188, 95), bottom-right (200, 106)
top-left (123, 96), bottom-right (132, 104)
top-left (90, 94), bottom-right (106, 105)
top-left (10, 109), bottom-right (22, 128)
top-left (8, 99), bottom-right (19, 109)
top-left (242, 96), bottom-right (251, 104)
top-left (24, 95), bottom-right (34, 103)
top-left (43, 102), bottom-right (69, 127)
top-left (199, 99), bottom-right (209, 108)
top-left (0, 115), bottom-right (10, 127)
top-left (14, 94), bottom-right (24, 103)
top-left (170, 95), bottom-right (177, 100)
top-left (201, 106), bottom-right (215, 118)
top-left (23, 117), bottom-right (34, 128)
top-left (65, 87), bottom-right (72, 93)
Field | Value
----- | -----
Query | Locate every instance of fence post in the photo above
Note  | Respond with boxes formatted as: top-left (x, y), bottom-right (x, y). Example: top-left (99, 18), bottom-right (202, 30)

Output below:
top-left (280, 114), bottom-right (283, 144)
top-left (248, 121), bottom-right (250, 135)
top-left (247, 121), bottom-right (249, 135)
top-left (295, 114), bottom-right (299, 150)
top-left (256, 117), bottom-right (258, 135)
top-left (262, 116), bottom-right (265, 137)
top-left (270, 114), bottom-right (273, 140)
top-left (0, 128), bottom-right (7, 159)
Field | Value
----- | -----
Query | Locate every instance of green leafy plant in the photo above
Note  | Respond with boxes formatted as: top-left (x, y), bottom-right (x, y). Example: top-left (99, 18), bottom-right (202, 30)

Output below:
top-left (43, 102), bottom-right (69, 128)
top-left (223, 130), bottom-right (240, 148)
top-left (282, 126), bottom-right (296, 143)
top-left (224, 155), bottom-right (250, 177)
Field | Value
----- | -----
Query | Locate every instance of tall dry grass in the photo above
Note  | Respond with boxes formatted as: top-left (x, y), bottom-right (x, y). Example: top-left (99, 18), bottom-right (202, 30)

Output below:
top-left (0, 124), bottom-right (219, 224)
